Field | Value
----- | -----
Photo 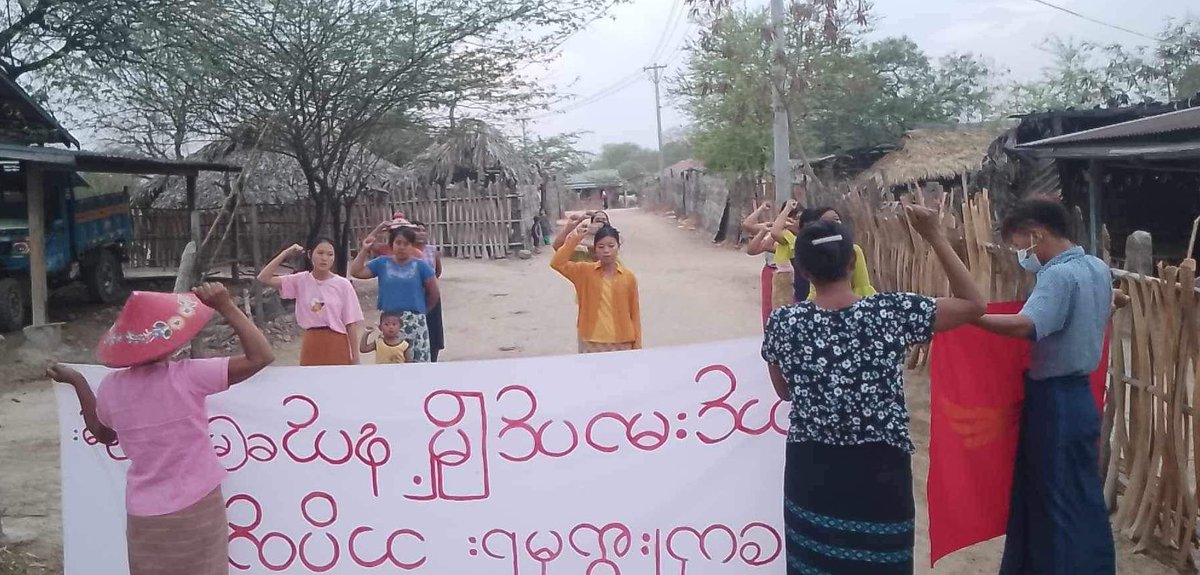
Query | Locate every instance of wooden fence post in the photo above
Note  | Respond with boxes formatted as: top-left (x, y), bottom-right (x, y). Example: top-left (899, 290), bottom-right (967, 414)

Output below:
top-left (1126, 231), bottom-right (1153, 276)
top-left (249, 204), bottom-right (265, 322)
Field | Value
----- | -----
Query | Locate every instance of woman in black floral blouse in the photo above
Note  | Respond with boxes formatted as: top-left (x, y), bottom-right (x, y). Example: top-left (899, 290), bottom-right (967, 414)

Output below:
top-left (762, 205), bottom-right (985, 575)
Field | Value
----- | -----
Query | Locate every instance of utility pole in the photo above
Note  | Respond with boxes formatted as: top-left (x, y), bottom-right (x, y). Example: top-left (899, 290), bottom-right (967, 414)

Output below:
top-left (644, 64), bottom-right (667, 177)
top-left (769, 0), bottom-right (792, 206)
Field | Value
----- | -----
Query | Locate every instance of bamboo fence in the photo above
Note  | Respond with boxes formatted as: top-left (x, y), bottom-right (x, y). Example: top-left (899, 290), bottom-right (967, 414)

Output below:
top-left (387, 181), bottom-right (525, 260)
top-left (127, 180), bottom-right (534, 272)
top-left (846, 189), bottom-right (1200, 567)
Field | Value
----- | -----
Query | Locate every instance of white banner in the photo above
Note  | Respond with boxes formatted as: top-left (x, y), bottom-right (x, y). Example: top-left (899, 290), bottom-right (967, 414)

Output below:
top-left (56, 339), bottom-right (788, 574)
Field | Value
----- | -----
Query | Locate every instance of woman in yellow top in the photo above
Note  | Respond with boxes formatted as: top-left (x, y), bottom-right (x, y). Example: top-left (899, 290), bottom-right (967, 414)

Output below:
top-left (798, 207), bottom-right (875, 300)
top-left (551, 219), bottom-right (642, 353)
top-left (767, 200), bottom-right (805, 310)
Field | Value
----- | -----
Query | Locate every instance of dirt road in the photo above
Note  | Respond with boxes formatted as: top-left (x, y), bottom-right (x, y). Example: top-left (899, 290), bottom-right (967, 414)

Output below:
top-left (0, 208), bottom-right (1173, 574)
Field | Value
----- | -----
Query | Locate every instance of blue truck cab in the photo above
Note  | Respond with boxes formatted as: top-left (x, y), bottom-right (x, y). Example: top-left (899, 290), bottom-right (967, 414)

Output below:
top-left (0, 163), bottom-right (130, 330)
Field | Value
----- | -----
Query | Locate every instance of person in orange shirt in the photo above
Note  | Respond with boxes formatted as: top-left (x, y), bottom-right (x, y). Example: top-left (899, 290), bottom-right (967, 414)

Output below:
top-left (551, 219), bottom-right (642, 353)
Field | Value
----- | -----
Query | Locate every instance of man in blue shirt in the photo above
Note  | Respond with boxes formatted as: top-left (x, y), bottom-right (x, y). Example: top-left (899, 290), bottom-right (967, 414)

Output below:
top-left (973, 197), bottom-right (1115, 574)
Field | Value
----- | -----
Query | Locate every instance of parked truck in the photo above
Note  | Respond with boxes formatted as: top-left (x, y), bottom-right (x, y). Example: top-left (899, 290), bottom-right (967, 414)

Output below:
top-left (0, 165), bottom-right (130, 331)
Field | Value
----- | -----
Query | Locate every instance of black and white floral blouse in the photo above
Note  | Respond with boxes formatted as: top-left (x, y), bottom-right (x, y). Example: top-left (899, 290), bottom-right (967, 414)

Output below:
top-left (761, 292), bottom-right (937, 454)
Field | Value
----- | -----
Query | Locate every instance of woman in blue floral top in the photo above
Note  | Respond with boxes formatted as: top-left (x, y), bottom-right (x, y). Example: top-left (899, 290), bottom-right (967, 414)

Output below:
top-left (762, 205), bottom-right (985, 575)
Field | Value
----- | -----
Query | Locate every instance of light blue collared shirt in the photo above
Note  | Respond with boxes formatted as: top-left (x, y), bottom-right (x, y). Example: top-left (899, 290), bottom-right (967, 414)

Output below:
top-left (1019, 246), bottom-right (1111, 380)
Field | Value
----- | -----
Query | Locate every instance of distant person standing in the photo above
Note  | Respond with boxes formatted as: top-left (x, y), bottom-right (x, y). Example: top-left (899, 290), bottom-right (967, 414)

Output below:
top-left (601, 189), bottom-right (610, 210)
top-left (531, 209), bottom-right (553, 252)
top-left (970, 197), bottom-right (1115, 575)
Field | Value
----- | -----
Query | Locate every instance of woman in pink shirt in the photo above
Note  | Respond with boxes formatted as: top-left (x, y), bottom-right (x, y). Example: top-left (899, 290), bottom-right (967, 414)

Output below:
top-left (258, 238), bottom-right (365, 365)
top-left (47, 282), bottom-right (274, 575)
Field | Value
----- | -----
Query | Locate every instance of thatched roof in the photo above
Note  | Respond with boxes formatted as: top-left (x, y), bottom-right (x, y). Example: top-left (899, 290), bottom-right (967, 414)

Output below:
top-left (855, 125), bottom-right (1010, 190)
top-left (401, 119), bottom-right (534, 186)
top-left (134, 137), bottom-right (403, 209)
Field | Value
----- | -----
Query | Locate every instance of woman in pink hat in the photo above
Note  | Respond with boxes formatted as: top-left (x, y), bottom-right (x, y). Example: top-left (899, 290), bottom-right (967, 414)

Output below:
top-left (47, 283), bottom-right (274, 575)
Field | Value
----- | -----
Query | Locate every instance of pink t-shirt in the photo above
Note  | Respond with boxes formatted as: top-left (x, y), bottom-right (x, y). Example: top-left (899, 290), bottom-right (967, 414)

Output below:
top-left (279, 272), bottom-right (365, 334)
top-left (96, 358), bottom-right (231, 517)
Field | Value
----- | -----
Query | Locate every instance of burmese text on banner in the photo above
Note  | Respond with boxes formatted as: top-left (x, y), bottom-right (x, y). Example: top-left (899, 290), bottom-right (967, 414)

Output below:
top-left (56, 339), bottom-right (789, 575)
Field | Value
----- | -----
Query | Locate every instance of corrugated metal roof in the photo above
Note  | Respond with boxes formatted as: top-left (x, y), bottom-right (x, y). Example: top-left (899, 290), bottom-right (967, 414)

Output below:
top-left (1016, 141), bottom-right (1200, 161)
top-left (0, 142), bottom-right (242, 175)
top-left (0, 73), bottom-right (79, 148)
top-left (1018, 107), bottom-right (1200, 148)
top-left (565, 169), bottom-right (622, 189)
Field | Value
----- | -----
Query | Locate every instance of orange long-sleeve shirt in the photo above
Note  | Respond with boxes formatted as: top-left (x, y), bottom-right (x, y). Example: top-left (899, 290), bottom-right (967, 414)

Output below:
top-left (551, 234), bottom-right (642, 349)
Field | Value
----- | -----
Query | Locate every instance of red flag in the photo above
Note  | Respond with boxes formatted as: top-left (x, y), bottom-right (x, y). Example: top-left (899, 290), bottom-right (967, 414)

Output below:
top-left (927, 301), bottom-right (1107, 566)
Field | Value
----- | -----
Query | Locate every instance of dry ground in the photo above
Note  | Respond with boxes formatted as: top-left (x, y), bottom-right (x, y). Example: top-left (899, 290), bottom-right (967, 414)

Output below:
top-left (0, 208), bottom-right (1178, 574)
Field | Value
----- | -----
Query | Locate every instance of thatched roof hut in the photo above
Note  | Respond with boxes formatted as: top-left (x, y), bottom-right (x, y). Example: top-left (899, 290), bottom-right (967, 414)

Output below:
top-left (134, 137), bottom-right (402, 209)
top-left (401, 119), bottom-right (534, 187)
top-left (854, 125), bottom-right (1010, 191)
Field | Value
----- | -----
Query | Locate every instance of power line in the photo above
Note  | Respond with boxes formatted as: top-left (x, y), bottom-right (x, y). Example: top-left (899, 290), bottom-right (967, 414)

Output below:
top-left (1026, 0), bottom-right (1156, 41)
top-left (528, 1), bottom-right (689, 121)
top-left (662, 21), bottom-right (697, 66)
top-left (648, 0), bottom-right (685, 64)
top-left (527, 70), bottom-right (643, 119)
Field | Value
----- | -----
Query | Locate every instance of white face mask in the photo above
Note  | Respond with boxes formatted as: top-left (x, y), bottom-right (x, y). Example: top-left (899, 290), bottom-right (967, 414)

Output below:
top-left (1016, 241), bottom-right (1041, 273)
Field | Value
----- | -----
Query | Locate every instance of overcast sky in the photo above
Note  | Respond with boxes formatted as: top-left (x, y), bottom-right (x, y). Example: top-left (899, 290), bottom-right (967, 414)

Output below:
top-left (523, 0), bottom-right (1197, 154)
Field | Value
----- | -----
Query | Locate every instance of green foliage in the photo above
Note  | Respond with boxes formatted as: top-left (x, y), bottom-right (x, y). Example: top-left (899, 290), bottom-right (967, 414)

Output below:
top-left (1008, 16), bottom-right (1200, 112)
top-left (529, 132), bottom-right (593, 175)
top-left (675, 5), bottom-right (999, 173)
top-left (692, 123), bottom-right (768, 172)
top-left (592, 142), bottom-right (657, 178)
top-left (0, 0), bottom-right (179, 79)
top-left (54, 0), bottom-right (620, 273)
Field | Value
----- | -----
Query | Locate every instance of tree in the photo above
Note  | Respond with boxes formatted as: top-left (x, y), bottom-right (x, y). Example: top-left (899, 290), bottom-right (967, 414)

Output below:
top-left (165, 0), bottom-right (619, 272)
top-left (662, 131), bottom-right (696, 167)
top-left (0, 0), bottom-right (178, 79)
top-left (591, 142), bottom-right (658, 180)
top-left (529, 132), bottom-right (593, 175)
top-left (674, 6), bottom-right (999, 172)
top-left (1007, 16), bottom-right (1200, 112)
top-left (80, 28), bottom-right (216, 160)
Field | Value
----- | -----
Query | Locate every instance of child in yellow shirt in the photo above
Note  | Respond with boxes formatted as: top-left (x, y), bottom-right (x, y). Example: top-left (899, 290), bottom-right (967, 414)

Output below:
top-left (359, 312), bottom-right (413, 364)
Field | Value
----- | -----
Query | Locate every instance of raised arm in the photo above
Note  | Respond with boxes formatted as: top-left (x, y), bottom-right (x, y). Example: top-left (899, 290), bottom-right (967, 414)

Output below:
top-left (904, 205), bottom-right (986, 332)
top-left (47, 365), bottom-right (116, 445)
top-left (552, 213), bottom-right (585, 251)
top-left (194, 283), bottom-right (275, 385)
top-left (257, 244), bottom-right (304, 290)
top-left (551, 220), bottom-right (592, 281)
top-left (350, 236), bottom-right (378, 280)
top-left (742, 202), bottom-right (771, 234)
top-left (746, 227), bottom-right (775, 256)
top-left (770, 200), bottom-right (797, 244)
top-left (360, 326), bottom-right (377, 354)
